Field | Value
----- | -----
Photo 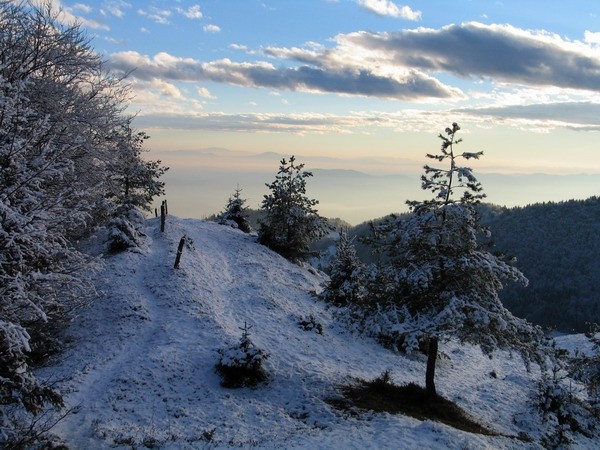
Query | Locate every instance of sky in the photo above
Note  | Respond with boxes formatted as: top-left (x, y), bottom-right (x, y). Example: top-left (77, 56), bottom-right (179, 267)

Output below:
top-left (51, 0), bottom-right (600, 223)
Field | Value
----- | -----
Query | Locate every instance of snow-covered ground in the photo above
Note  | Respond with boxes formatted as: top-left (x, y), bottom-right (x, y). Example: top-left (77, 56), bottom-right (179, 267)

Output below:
top-left (38, 217), bottom-right (592, 449)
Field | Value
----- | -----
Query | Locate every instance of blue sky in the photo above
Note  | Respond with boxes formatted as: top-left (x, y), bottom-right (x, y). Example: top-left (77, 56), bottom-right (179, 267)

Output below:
top-left (52, 0), bottom-right (600, 221)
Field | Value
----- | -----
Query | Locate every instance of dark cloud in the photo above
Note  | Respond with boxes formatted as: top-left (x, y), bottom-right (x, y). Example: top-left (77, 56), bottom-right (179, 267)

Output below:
top-left (109, 22), bottom-right (600, 102)
top-left (343, 23), bottom-right (600, 91)
top-left (108, 51), bottom-right (460, 100)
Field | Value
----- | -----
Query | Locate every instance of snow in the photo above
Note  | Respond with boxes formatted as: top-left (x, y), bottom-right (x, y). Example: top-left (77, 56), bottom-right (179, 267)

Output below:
top-left (37, 216), bottom-right (593, 448)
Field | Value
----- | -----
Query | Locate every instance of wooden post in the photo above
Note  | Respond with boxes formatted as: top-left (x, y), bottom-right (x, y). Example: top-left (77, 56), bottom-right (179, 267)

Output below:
top-left (160, 204), bottom-right (166, 232)
top-left (164, 199), bottom-right (168, 216)
top-left (174, 237), bottom-right (185, 269)
top-left (154, 207), bottom-right (158, 218)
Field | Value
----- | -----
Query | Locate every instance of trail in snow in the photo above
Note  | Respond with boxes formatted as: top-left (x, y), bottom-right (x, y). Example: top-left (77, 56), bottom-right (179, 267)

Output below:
top-left (38, 216), bottom-right (590, 449)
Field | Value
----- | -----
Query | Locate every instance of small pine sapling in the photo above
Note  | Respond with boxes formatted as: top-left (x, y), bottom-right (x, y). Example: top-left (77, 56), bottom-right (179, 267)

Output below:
top-left (321, 229), bottom-right (367, 307)
top-left (218, 185), bottom-right (252, 233)
top-left (581, 323), bottom-right (600, 410)
top-left (535, 360), bottom-right (598, 448)
top-left (216, 323), bottom-right (269, 388)
top-left (107, 205), bottom-right (146, 253)
top-left (536, 323), bottom-right (600, 447)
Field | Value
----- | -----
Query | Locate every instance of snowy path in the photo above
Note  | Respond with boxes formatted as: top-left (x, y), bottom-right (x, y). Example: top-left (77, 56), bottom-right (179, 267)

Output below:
top-left (39, 217), bottom-right (555, 449)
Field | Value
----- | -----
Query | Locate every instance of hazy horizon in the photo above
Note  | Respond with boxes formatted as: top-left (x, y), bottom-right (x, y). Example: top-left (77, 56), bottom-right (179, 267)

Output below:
top-left (151, 148), bottom-right (600, 225)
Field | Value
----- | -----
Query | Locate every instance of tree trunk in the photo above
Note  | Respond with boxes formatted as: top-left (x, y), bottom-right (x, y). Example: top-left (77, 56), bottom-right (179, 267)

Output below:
top-left (425, 336), bottom-right (439, 403)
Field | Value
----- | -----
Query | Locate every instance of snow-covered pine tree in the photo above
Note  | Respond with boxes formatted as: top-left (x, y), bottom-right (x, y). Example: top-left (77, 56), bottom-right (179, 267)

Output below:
top-left (106, 127), bottom-right (167, 212)
top-left (258, 156), bottom-right (330, 261)
top-left (218, 185), bottom-right (252, 233)
top-left (105, 125), bottom-right (168, 252)
top-left (321, 229), bottom-right (367, 306)
top-left (216, 323), bottom-right (269, 388)
top-left (371, 123), bottom-right (545, 401)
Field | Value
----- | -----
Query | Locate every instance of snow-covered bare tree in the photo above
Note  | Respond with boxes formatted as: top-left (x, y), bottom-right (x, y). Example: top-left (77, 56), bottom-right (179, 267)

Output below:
top-left (370, 123), bottom-right (544, 401)
top-left (0, 1), bottom-right (166, 444)
top-left (258, 156), bottom-right (330, 261)
top-left (218, 185), bottom-right (251, 233)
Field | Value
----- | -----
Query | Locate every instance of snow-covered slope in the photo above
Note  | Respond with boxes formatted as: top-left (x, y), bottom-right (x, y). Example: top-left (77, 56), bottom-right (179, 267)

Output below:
top-left (41, 217), bottom-right (565, 449)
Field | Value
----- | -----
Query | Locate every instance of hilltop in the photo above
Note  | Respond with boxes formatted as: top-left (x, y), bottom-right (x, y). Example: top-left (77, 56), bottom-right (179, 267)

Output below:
top-left (39, 217), bottom-right (592, 448)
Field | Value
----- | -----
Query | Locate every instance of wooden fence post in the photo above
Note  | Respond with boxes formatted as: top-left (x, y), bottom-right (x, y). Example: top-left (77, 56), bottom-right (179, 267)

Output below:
top-left (174, 237), bottom-right (185, 269)
top-left (154, 207), bottom-right (158, 218)
top-left (164, 199), bottom-right (168, 216)
top-left (160, 204), bottom-right (166, 232)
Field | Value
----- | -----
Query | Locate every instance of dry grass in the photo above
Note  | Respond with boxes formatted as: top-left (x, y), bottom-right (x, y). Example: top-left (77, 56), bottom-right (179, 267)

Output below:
top-left (328, 372), bottom-right (496, 436)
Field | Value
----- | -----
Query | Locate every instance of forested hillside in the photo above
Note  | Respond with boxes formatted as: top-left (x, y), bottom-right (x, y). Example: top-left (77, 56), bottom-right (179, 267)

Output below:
top-left (481, 197), bottom-right (600, 333)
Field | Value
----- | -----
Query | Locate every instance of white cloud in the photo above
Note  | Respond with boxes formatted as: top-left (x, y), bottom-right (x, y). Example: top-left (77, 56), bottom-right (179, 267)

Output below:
top-left (585, 30), bottom-right (600, 46)
top-left (72, 3), bottom-right (92, 14)
top-left (204, 24), bottom-right (221, 33)
top-left (109, 22), bottom-right (600, 104)
top-left (104, 36), bottom-right (124, 45)
top-left (229, 43), bottom-right (249, 51)
top-left (131, 109), bottom-right (454, 136)
top-left (455, 101), bottom-right (600, 132)
top-left (42, 0), bottom-right (109, 30)
top-left (357, 0), bottom-right (421, 20)
top-left (125, 80), bottom-right (206, 116)
top-left (138, 7), bottom-right (171, 25)
top-left (131, 101), bottom-right (600, 137)
top-left (197, 87), bottom-right (216, 99)
top-left (151, 79), bottom-right (182, 98)
top-left (329, 23), bottom-right (600, 92)
top-left (177, 5), bottom-right (203, 19)
top-left (105, 1), bottom-right (131, 19)
top-left (108, 51), bottom-right (460, 100)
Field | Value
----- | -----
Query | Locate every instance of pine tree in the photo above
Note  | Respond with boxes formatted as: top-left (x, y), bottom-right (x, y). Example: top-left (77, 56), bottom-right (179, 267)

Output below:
top-left (105, 125), bottom-right (167, 252)
top-left (321, 229), bottom-right (367, 306)
top-left (372, 123), bottom-right (544, 401)
top-left (218, 185), bottom-right (252, 233)
top-left (216, 323), bottom-right (269, 388)
top-left (258, 156), bottom-right (330, 261)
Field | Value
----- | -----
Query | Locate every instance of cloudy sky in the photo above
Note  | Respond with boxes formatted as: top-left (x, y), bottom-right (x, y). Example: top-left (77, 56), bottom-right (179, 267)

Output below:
top-left (54, 0), bottom-right (600, 221)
